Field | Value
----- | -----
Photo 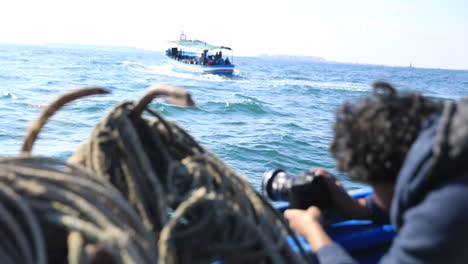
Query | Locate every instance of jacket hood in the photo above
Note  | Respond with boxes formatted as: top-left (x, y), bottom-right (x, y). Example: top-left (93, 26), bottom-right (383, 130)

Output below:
top-left (391, 98), bottom-right (468, 228)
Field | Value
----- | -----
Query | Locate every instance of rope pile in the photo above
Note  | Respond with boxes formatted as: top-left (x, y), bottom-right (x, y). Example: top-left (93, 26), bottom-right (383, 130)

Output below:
top-left (0, 156), bottom-right (156, 264)
top-left (69, 84), bottom-right (312, 264)
top-left (0, 88), bottom-right (156, 264)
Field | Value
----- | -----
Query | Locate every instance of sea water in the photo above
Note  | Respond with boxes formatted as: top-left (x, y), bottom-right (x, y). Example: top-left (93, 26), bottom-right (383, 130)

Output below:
top-left (1, 43), bottom-right (467, 191)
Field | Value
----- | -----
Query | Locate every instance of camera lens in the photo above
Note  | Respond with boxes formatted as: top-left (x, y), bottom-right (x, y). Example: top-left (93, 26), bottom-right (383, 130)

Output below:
top-left (262, 168), bottom-right (293, 201)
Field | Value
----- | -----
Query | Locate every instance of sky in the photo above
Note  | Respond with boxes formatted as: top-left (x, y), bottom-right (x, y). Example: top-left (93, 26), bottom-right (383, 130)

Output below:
top-left (0, 0), bottom-right (467, 70)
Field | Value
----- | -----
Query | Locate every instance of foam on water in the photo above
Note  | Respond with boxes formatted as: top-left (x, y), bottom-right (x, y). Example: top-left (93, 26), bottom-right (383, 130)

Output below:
top-left (124, 60), bottom-right (244, 83)
top-left (2, 91), bottom-right (18, 100)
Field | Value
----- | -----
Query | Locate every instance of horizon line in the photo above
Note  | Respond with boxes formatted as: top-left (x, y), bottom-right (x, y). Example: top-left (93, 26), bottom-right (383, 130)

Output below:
top-left (1, 41), bottom-right (466, 71)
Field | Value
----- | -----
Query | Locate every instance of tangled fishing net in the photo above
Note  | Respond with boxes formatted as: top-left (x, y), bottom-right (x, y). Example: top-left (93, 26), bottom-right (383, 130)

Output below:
top-left (0, 88), bottom-right (156, 264)
top-left (69, 84), bottom-right (312, 264)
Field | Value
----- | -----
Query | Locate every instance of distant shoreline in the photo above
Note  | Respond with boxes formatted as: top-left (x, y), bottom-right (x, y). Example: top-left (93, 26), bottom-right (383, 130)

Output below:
top-left (258, 54), bottom-right (326, 62)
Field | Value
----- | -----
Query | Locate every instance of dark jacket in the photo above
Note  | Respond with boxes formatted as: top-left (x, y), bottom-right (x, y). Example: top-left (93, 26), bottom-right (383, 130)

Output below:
top-left (317, 98), bottom-right (468, 263)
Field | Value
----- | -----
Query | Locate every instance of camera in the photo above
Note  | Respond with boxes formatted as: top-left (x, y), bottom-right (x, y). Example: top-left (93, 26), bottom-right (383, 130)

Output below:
top-left (262, 168), bottom-right (332, 210)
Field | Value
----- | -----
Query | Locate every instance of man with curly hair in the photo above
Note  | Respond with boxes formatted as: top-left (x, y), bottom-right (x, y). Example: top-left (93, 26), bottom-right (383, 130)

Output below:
top-left (284, 82), bottom-right (468, 263)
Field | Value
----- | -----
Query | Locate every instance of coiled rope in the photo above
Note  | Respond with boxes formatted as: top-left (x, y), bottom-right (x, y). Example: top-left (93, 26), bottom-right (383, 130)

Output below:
top-left (69, 84), bottom-right (313, 264)
top-left (0, 87), bottom-right (157, 264)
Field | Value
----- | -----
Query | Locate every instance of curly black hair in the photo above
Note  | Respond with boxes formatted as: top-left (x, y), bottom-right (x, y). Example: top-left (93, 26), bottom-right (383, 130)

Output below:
top-left (329, 81), bottom-right (443, 183)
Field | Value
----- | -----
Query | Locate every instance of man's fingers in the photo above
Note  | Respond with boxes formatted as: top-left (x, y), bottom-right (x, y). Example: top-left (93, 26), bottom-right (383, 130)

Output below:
top-left (311, 168), bottom-right (332, 177)
top-left (312, 168), bottom-right (339, 182)
top-left (284, 209), bottom-right (299, 219)
top-left (312, 171), bottom-right (341, 189)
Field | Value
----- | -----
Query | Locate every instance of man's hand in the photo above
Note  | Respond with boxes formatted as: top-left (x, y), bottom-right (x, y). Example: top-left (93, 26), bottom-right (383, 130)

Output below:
top-left (312, 169), bottom-right (370, 220)
top-left (284, 206), bottom-right (332, 252)
top-left (284, 206), bottom-right (323, 237)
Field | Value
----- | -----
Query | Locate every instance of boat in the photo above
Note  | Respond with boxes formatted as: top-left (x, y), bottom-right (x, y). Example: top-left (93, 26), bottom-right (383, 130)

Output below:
top-left (166, 33), bottom-right (235, 75)
top-left (281, 188), bottom-right (396, 263)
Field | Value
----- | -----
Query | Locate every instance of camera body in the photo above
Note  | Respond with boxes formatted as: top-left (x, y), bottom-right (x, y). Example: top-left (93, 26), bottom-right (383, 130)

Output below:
top-left (262, 168), bottom-right (332, 210)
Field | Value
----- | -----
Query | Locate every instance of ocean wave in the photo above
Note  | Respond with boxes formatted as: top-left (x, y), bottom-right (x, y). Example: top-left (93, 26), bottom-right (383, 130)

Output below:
top-left (201, 98), bottom-right (285, 116)
top-left (2, 91), bottom-right (18, 100)
top-left (123, 60), bottom-right (149, 70)
top-left (199, 99), bottom-right (295, 119)
top-left (206, 101), bottom-right (269, 114)
top-left (267, 79), bottom-right (370, 92)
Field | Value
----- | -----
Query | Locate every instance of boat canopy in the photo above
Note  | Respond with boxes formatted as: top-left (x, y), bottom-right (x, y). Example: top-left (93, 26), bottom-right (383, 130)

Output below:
top-left (168, 39), bottom-right (232, 51)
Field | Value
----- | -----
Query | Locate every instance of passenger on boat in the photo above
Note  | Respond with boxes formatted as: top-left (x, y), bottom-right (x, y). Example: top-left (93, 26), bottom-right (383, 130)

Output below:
top-left (225, 57), bottom-right (231, 65)
top-left (200, 50), bottom-right (208, 65)
top-left (206, 55), bottom-right (215, 65)
top-left (215, 51), bottom-right (222, 60)
top-left (284, 82), bottom-right (468, 263)
top-left (217, 58), bottom-right (225, 65)
top-left (214, 51), bottom-right (224, 65)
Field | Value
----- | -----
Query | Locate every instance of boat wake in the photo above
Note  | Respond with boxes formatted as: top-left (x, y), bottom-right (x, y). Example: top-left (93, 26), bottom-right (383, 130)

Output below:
top-left (124, 60), bottom-right (244, 82)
